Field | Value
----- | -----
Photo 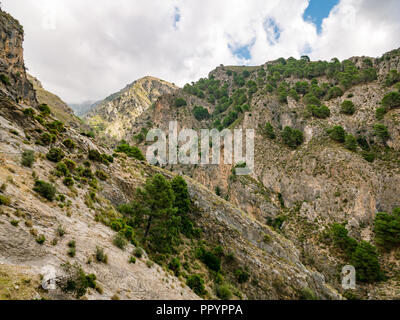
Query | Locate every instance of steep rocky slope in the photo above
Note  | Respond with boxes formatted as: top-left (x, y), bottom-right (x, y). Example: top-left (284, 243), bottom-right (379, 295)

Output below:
top-left (84, 77), bottom-right (178, 142)
top-left (126, 49), bottom-right (400, 299)
top-left (0, 10), bottom-right (339, 300)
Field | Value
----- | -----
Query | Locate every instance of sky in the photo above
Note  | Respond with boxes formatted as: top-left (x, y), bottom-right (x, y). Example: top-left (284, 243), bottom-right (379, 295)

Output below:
top-left (2, 0), bottom-right (400, 103)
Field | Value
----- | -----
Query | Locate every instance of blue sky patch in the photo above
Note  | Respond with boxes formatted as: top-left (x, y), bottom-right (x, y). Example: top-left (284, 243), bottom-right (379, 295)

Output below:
top-left (173, 7), bottom-right (181, 29)
top-left (264, 17), bottom-right (281, 45)
top-left (303, 0), bottom-right (339, 33)
top-left (228, 40), bottom-right (255, 60)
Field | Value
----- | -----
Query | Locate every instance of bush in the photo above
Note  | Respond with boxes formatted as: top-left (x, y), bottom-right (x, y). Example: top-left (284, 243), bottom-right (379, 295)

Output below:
top-left (282, 126), bottom-right (304, 149)
top-left (113, 231), bottom-right (128, 250)
top-left (0, 74), bottom-right (11, 85)
top-left (63, 177), bottom-right (74, 187)
top-left (341, 100), bottom-right (355, 115)
top-left (351, 241), bottom-right (383, 282)
top-left (134, 247), bottom-right (144, 258)
top-left (40, 132), bottom-right (56, 145)
top-left (307, 104), bottom-right (330, 119)
top-left (129, 256), bottom-right (136, 264)
top-left (174, 98), bottom-right (187, 107)
top-left (56, 162), bottom-right (69, 177)
top-left (115, 144), bottom-right (145, 161)
top-left (95, 170), bottom-right (108, 181)
top-left (299, 287), bottom-right (317, 300)
top-left (46, 148), bottom-right (65, 162)
top-left (362, 151), bottom-right (375, 163)
top-left (21, 150), bottom-right (35, 168)
top-left (95, 246), bottom-right (108, 263)
top-left (186, 275), bottom-right (206, 296)
top-left (63, 159), bottom-right (77, 171)
top-left (382, 91), bottom-right (400, 109)
top-left (36, 235), bottom-right (46, 245)
top-left (45, 120), bottom-right (65, 134)
top-left (376, 107), bottom-right (387, 120)
top-left (216, 284), bottom-right (232, 300)
top-left (329, 126), bottom-right (346, 143)
top-left (0, 195), bottom-right (11, 206)
top-left (235, 268), bottom-right (250, 283)
top-left (39, 104), bottom-right (51, 117)
top-left (374, 208), bottom-right (400, 249)
top-left (193, 106), bottom-right (210, 121)
top-left (23, 108), bottom-right (35, 117)
top-left (168, 257), bottom-right (181, 276)
top-left (344, 134), bottom-right (357, 151)
top-left (373, 124), bottom-right (390, 141)
top-left (63, 139), bottom-right (76, 149)
top-left (201, 251), bottom-right (221, 272)
top-left (326, 86), bottom-right (343, 100)
top-left (33, 180), bottom-right (56, 201)
top-left (60, 265), bottom-right (96, 298)
top-left (264, 123), bottom-right (276, 139)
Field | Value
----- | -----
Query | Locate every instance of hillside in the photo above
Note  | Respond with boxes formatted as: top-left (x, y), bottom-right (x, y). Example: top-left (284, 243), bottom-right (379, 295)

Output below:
top-left (0, 9), bottom-right (340, 300)
top-left (126, 49), bottom-right (400, 299)
top-left (84, 77), bottom-right (178, 142)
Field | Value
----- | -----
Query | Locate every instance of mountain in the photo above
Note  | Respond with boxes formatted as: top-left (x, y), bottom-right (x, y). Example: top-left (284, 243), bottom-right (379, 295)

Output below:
top-left (84, 76), bottom-right (178, 141)
top-left (129, 50), bottom-right (400, 299)
top-left (0, 9), bottom-right (339, 300)
top-left (69, 101), bottom-right (98, 118)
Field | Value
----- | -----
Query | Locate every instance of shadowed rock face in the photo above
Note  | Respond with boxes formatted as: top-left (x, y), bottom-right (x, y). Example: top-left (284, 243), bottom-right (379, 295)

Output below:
top-left (84, 76), bottom-right (178, 140)
top-left (0, 10), bottom-right (36, 105)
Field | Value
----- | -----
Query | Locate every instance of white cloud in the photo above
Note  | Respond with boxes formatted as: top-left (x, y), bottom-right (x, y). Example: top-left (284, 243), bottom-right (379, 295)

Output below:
top-left (1, 0), bottom-right (399, 103)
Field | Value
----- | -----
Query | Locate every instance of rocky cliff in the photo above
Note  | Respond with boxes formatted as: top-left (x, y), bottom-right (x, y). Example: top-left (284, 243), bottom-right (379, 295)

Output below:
top-left (84, 77), bottom-right (178, 142)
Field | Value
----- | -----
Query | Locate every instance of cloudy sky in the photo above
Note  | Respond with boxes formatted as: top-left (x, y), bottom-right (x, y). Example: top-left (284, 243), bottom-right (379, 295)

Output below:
top-left (2, 0), bottom-right (400, 103)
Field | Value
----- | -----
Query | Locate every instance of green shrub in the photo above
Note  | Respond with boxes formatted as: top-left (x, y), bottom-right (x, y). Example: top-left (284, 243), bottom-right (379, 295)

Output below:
top-left (193, 106), bottom-right (210, 121)
top-left (376, 107), bottom-right (387, 120)
top-left (33, 180), bottom-right (56, 201)
top-left (0, 195), bottom-right (11, 206)
top-left (326, 86), bottom-right (343, 100)
top-left (186, 275), bottom-right (206, 296)
top-left (329, 126), bottom-right (346, 143)
top-left (299, 287), bottom-right (317, 300)
top-left (382, 91), bottom-right (400, 109)
top-left (235, 268), bottom-right (250, 283)
top-left (264, 123), bottom-right (276, 139)
top-left (95, 170), bottom-right (108, 181)
top-left (216, 284), bottom-right (232, 300)
top-left (11, 220), bottom-right (19, 227)
top-left (39, 104), bottom-right (51, 117)
top-left (344, 134), bottom-right (357, 151)
top-left (46, 148), bottom-right (65, 162)
top-left (362, 151), bottom-right (376, 163)
top-left (60, 265), bottom-right (96, 298)
top-left (307, 104), bottom-right (330, 119)
top-left (95, 246), bottom-right (108, 263)
top-left (168, 257), bottom-right (181, 276)
top-left (374, 208), bottom-right (400, 249)
top-left (56, 162), bottom-right (69, 177)
top-left (115, 144), bottom-right (145, 161)
top-left (63, 177), bottom-right (74, 187)
top-left (341, 100), bottom-right (355, 115)
top-left (129, 256), bottom-right (136, 264)
top-left (351, 241), bottom-right (383, 282)
top-left (36, 235), bottom-right (46, 245)
top-left (63, 159), bottom-right (77, 171)
top-left (21, 150), bottom-right (35, 168)
top-left (174, 98), bottom-right (187, 107)
top-left (200, 251), bottom-right (221, 272)
top-left (373, 124), bottom-right (390, 141)
top-left (63, 139), bottom-right (76, 149)
top-left (0, 74), bottom-right (11, 85)
top-left (113, 231), bottom-right (128, 250)
top-left (385, 70), bottom-right (400, 87)
top-left (134, 247), bottom-right (144, 258)
top-left (45, 120), bottom-right (65, 134)
top-left (40, 132), bottom-right (56, 145)
top-left (23, 108), bottom-right (35, 117)
top-left (282, 126), bottom-right (304, 149)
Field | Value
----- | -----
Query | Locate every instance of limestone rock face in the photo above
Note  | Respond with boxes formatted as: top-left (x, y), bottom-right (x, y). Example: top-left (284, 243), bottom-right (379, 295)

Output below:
top-left (0, 10), bottom-right (36, 105)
